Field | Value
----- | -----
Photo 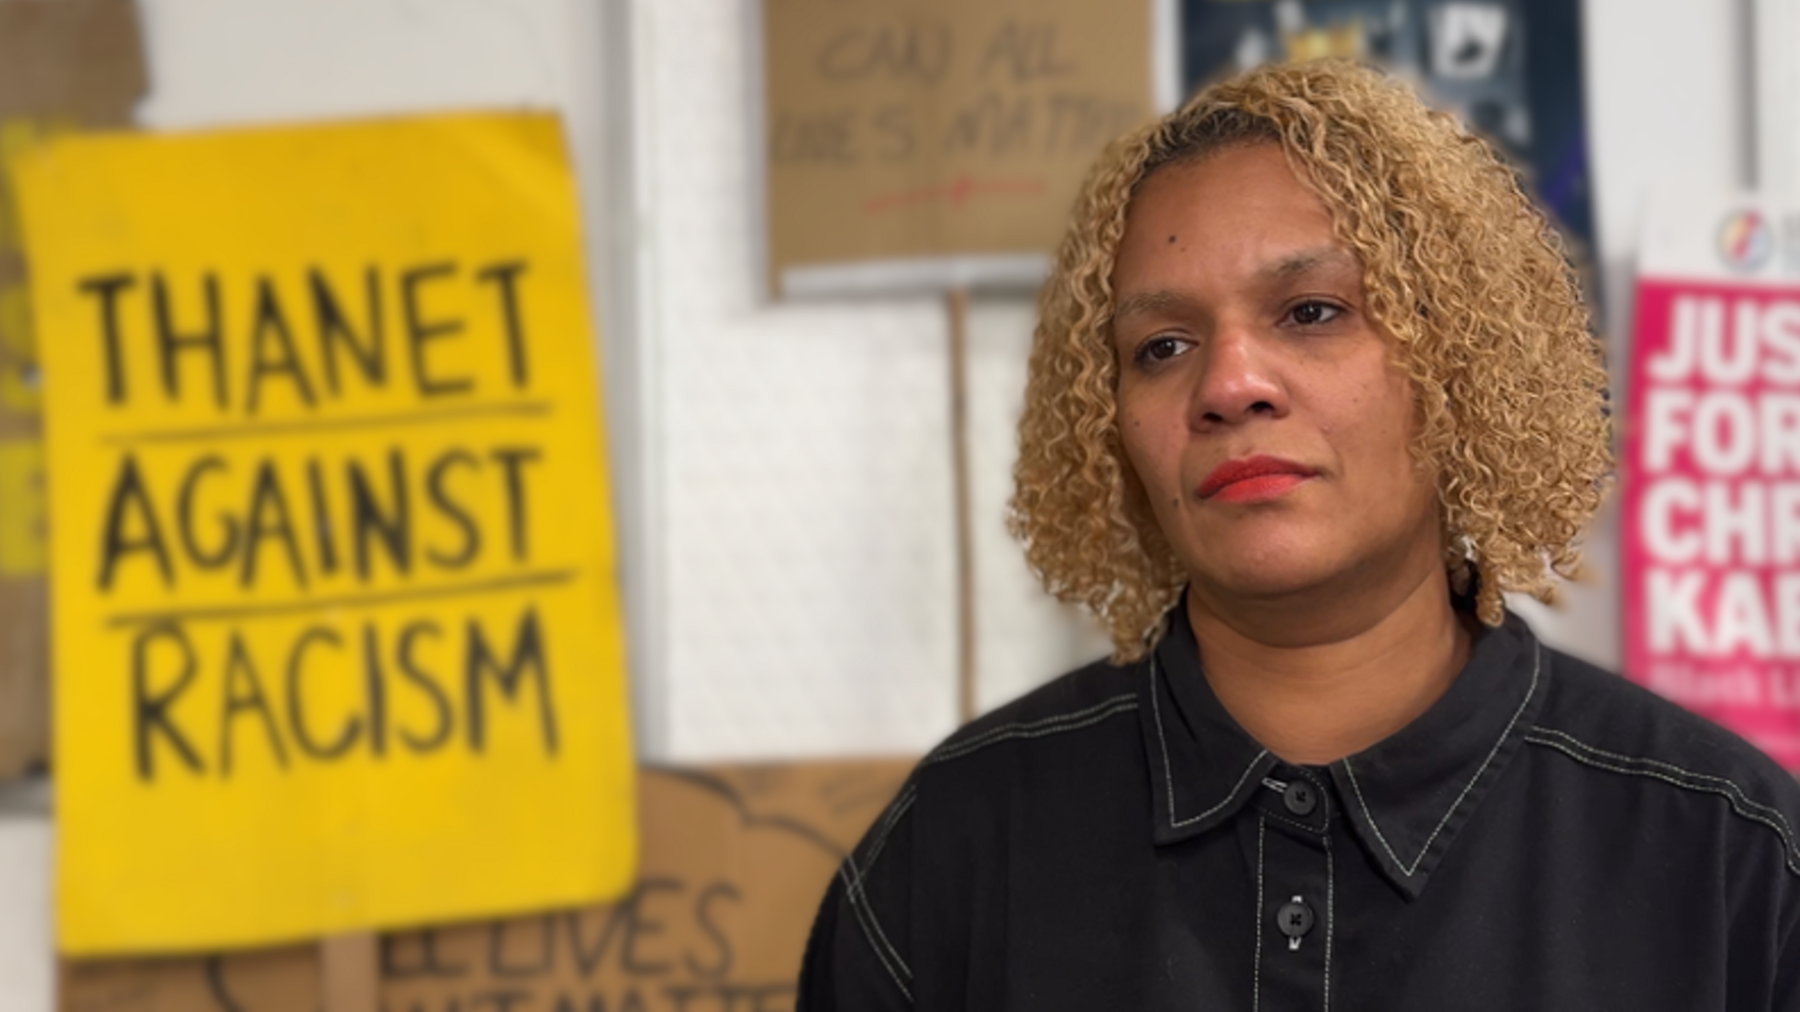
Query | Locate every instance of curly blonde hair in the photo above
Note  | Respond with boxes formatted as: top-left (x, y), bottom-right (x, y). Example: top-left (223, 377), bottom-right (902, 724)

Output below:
top-left (1010, 59), bottom-right (1612, 662)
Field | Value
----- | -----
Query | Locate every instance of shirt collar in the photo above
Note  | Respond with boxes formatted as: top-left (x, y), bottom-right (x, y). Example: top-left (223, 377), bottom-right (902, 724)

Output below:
top-left (1138, 599), bottom-right (1548, 899)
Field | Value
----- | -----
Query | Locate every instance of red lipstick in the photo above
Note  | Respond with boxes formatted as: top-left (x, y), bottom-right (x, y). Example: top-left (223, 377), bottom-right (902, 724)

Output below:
top-left (1196, 455), bottom-right (1317, 504)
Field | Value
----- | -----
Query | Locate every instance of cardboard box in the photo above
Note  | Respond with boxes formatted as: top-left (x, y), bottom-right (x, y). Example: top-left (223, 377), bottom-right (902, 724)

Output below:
top-left (0, 0), bottom-right (149, 780)
top-left (62, 758), bottom-right (915, 1011)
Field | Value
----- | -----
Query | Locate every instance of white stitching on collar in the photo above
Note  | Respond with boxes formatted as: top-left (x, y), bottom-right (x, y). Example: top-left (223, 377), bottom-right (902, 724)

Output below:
top-left (1339, 642), bottom-right (1542, 878)
top-left (1150, 654), bottom-right (1268, 828)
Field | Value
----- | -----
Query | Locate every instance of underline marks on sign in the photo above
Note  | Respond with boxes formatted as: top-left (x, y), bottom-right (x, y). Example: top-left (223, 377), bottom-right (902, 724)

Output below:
top-left (862, 174), bottom-right (1046, 214)
top-left (103, 566), bottom-right (576, 628)
top-left (98, 399), bottom-right (554, 447)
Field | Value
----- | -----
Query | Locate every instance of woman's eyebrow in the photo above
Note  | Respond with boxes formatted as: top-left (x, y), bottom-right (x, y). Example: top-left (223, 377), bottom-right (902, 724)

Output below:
top-left (1112, 289), bottom-right (1197, 323)
top-left (1113, 248), bottom-right (1361, 322)
top-left (1264, 246), bottom-right (1359, 281)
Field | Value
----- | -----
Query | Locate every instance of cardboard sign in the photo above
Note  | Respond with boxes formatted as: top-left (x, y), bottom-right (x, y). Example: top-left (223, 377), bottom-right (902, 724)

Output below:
top-left (763, 0), bottom-right (1154, 296)
top-left (0, 0), bottom-right (149, 780)
top-left (61, 760), bottom-right (915, 1012)
top-left (15, 112), bottom-right (636, 954)
top-left (1623, 195), bottom-right (1800, 768)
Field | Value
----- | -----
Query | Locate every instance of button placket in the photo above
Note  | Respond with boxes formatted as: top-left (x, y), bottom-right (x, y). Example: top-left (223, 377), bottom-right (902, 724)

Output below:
top-left (1252, 767), bottom-right (1334, 1011)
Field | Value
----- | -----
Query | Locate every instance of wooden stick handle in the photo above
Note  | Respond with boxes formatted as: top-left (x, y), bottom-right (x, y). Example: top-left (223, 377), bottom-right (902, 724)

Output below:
top-left (320, 931), bottom-right (378, 1012)
top-left (947, 288), bottom-right (976, 725)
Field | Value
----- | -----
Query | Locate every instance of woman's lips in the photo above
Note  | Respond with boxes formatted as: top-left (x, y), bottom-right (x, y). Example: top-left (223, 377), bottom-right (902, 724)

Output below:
top-left (1197, 455), bottom-right (1317, 503)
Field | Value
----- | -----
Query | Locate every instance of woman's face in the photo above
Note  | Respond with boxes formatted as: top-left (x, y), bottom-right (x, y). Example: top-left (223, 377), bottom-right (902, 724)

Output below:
top-left (1110, 143), bottom-right (1443, 622)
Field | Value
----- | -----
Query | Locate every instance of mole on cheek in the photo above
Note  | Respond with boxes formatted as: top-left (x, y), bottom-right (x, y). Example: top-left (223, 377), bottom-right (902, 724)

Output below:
top-left (1167, 235), bottom-right (1177, 243)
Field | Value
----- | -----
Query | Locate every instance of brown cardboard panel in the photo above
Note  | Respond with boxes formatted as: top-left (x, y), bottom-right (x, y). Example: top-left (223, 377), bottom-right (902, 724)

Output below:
top-left (0, 579), bottom-right (48, 774)
top-left (0, 0), bottom-right (148, 779)
top-left (764, 0), bottom-right (1154, 282)
top-left (62, 758), bottom-right (916, 1012)
top-left (0, 0), bottom-right (148, 124)
top-left (63, 946), bottom-right (319, 1012)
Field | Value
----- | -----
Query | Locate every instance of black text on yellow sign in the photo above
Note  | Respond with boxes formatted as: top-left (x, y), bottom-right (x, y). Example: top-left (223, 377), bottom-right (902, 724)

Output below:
top-left (17, 112), bottom-right (636, 955)
top-left (87, 262), bottom-right (566, 778)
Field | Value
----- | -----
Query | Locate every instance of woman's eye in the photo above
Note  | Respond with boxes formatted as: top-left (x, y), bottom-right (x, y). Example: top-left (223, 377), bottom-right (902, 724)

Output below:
top-left (1135, 335), bottom-right (1188, 365)
top-left (1288, 301), bottom-right (1342, 326)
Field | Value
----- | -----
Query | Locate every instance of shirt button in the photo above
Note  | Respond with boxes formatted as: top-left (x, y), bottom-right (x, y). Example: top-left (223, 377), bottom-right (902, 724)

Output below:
top-left (1277, 896), bottom-right (1314, 950)
top-left (1282, 780), bottom-right (1317, 816)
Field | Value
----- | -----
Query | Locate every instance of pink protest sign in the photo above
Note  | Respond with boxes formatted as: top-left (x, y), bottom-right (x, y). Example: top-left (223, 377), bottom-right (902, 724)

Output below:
top-left (1623, 203), bottom-right (1800, 768)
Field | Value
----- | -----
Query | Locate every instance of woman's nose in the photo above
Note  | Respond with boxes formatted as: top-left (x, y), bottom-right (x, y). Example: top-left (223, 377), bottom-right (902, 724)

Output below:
top-left (1188, 329), bottom-right (1288, 429)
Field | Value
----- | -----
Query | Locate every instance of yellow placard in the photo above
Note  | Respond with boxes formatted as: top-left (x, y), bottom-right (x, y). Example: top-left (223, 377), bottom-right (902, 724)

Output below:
top-left (15, 112), bottom-right (636, 955)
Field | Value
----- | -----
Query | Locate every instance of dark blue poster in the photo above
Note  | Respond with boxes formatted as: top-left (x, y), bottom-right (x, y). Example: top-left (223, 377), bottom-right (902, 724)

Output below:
top-left (1182, 0), bottom-right (1594, 255)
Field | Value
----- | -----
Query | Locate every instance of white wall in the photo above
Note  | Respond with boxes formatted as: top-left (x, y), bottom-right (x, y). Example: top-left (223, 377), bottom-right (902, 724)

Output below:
top-left (0, 797), bottom-right (52, 1012)
top-left (627, 0), bottom-right (1108, 762)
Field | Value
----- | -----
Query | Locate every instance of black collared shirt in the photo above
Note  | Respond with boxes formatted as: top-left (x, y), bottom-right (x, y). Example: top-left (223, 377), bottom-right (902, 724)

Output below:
top-left (799, 608), bottom-right (1800, 1010)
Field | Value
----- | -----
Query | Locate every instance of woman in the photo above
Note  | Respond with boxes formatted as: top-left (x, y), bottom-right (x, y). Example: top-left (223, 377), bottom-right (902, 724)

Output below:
top-left (800, 60), bottom-right (1800, 1010)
